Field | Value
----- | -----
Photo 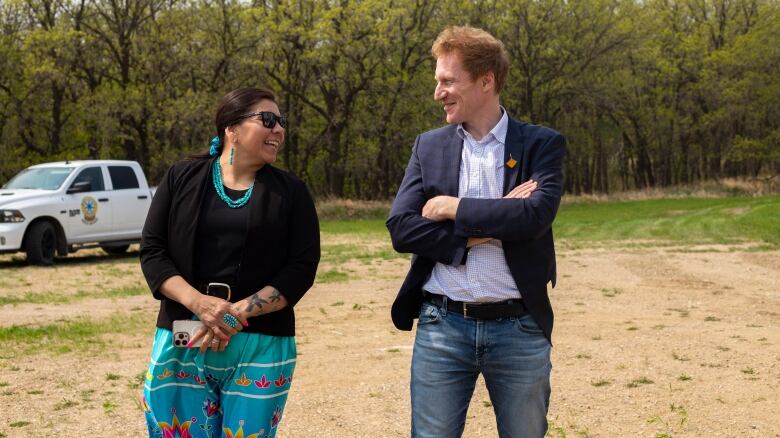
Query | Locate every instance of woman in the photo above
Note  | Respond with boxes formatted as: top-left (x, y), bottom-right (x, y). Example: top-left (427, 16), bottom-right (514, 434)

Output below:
top-left (140, 87), bottom-right (320, 438)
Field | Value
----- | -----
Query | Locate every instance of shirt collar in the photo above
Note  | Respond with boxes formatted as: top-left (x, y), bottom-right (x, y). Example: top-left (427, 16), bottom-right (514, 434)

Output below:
top-left (457, 106), bottom-right (509, 144)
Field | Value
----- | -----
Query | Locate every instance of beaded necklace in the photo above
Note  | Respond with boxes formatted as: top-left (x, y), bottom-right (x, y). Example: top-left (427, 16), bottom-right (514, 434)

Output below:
top-left (211, 159), bottom-right (253, 208)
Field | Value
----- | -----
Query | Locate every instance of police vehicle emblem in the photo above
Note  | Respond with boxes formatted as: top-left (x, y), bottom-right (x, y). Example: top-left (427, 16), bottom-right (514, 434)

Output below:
top-left (80, 196), bottom-right (98, 224)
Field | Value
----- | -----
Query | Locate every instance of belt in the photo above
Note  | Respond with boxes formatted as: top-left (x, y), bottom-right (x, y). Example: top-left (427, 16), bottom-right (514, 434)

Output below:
top-left (423, 291), bottom-right (527, 320)
top-left (196, 281), bottom-right (235, 301)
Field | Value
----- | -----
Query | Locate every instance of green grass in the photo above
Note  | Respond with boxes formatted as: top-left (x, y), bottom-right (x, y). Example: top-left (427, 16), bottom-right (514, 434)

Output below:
top-left (320, 219), bottom-right (389, 236)
top-left (626, 376), bottom-right (654, 388)
top-left (601, 288), bottom-right (622, 297)
top-left (0, 312), bottom-right (152, 356)
top-left (102, 400), bottom-right (117, 414)
top-left (0, 286), bottom-right (147, 306)
top-left (128, 370), bottom-right (146, 390)
top-left (316, 201), bottom-right (389, 221)
top-left (320, 195), bottom-right (780, 249)
top-left (316, 269), bottom-right (350, 283)
top-left (555, 195), bottom-right (780, 247)
top-left (319, 242), bottom-right (405, 265)
top-left (53, 399), bottom-right (78, 411)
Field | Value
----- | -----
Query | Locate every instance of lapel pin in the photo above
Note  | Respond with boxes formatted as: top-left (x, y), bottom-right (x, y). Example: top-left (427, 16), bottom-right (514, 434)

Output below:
top-left (506, 154), bottom-right (517, 169)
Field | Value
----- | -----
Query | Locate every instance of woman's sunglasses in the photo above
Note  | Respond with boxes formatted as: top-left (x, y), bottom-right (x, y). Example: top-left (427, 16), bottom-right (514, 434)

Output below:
top-left (238, 111), bottom-right (288, 129)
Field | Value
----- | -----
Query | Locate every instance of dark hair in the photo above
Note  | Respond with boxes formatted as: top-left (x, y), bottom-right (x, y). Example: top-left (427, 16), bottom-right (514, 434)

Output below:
top-left (192, 87), bottom-right (278, 158)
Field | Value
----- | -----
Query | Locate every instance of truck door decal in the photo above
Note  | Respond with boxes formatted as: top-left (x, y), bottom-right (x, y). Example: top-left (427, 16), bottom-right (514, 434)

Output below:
top-left (80, 196), bottom-right (99, 224)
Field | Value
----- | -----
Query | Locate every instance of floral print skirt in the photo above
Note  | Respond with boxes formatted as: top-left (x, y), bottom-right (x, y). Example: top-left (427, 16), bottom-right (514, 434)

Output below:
top-left (142, 327), bottom-right (296, 438)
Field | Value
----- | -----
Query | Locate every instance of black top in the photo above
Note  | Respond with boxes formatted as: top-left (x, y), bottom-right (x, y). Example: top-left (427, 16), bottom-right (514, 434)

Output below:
top-left (194, 182), bottom-right (250, 285)
top-left (140, 157), bottom-right (320, 336)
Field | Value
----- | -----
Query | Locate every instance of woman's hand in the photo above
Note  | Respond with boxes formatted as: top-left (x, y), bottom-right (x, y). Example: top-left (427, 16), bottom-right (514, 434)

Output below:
top-left (190, 293), bottom-right (249, 342)
top-left (189, 326), bottom-right (229, 354)
top-left (157, 276), bottom-right (249, 354)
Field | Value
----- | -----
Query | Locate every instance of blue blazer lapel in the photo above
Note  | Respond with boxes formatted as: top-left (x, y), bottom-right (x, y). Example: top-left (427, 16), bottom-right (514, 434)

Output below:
top-left (503, 118), bottom-right (525, 195)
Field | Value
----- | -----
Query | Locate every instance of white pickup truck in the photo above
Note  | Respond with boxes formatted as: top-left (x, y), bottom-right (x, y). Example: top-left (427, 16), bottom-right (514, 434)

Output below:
top-left (0, 160), bottom-right (154, 265)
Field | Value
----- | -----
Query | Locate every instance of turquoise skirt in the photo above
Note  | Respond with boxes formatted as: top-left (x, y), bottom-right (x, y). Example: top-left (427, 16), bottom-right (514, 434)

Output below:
top-left (143, 327), bottom-right (296, 438)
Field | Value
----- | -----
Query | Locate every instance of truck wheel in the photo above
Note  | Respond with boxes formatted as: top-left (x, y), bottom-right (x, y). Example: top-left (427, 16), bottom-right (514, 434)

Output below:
top-left (101, 244), bottom-right (129, 255)
top-left (25, 221), bottom-right (56, 266)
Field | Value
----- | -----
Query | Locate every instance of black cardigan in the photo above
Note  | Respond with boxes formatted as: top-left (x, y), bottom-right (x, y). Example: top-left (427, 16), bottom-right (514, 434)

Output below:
top-left (140, 157), bottom-right (320, 336)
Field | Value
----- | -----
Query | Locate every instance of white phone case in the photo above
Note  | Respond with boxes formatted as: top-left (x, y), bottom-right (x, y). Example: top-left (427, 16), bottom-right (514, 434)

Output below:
top-left (172, 320), bottom-right (205, 348)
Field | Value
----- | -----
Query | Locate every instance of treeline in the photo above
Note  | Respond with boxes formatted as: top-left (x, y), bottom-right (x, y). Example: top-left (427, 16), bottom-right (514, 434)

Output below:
top-left (1, 0), bottom-right (778, 197)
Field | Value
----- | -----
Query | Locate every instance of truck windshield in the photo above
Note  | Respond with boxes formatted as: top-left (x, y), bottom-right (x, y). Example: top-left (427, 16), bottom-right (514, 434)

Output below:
top-left (3, 167), bottom-right (74, 190)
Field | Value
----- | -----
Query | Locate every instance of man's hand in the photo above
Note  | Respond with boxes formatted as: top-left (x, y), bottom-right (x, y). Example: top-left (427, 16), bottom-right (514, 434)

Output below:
top-left (422, 196), bottom-right (460, 222)
top-left (505, 179), bottom-right (537, 199)
top-left (467, 237), bottom-right (492, 247)
top-left (465, 180), bottom-right (538, 248)
top-left (422, 181), bottom-right (537, 245)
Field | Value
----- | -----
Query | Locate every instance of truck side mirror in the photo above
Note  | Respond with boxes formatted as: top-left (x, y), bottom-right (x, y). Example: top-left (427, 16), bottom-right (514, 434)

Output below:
top-left (67, 180), bottom-right (92, 194)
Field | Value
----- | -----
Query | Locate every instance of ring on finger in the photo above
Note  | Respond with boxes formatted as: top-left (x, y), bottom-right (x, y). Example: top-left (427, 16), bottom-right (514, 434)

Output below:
top-left (207, 331), bottom-right (219, 345)
top-left (222, 313), bottom-right (240, 329)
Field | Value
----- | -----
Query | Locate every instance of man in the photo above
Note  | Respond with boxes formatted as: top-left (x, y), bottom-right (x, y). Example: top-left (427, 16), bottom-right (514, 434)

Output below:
top-left (386, 26), bottom-right (566, 437)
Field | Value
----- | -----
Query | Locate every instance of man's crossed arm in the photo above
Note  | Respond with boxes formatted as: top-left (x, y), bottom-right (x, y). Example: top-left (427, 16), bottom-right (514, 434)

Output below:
top-left (422, 179), bottom-right (538, 247)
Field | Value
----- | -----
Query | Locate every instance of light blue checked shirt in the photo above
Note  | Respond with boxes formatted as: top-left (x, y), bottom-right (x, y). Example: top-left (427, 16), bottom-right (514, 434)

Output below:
top-left (423, 108), bottom-right (522, 302)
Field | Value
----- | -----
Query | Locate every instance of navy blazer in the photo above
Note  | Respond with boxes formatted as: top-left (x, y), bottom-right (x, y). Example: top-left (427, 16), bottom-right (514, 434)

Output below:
top-left (386, 116), bottom-right (566, 343)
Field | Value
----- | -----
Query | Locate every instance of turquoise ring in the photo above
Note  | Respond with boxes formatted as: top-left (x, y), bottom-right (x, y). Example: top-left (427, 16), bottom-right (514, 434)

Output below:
top-left (223, 313), bottom-right (239, 328)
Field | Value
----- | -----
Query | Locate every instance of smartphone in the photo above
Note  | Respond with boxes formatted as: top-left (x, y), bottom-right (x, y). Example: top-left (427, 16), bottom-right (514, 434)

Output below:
top-left (172, 320), bottom-right (204, 348)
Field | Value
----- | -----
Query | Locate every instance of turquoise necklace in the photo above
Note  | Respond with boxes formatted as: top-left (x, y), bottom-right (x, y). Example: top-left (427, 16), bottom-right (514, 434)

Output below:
top-left (212, 159), bottom-right (253, 208)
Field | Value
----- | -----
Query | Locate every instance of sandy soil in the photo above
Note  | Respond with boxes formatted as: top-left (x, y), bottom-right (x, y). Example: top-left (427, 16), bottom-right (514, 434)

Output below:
top-left (0, 244), bottom-right (778, 437)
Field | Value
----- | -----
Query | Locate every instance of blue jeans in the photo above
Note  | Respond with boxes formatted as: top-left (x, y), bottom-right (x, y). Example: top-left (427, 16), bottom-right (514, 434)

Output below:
top-left (411, 300), bottom-right (552, 438)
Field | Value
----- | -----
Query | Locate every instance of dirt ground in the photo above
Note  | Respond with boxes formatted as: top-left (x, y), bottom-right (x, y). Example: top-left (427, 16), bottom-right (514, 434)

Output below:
top-left (0, 242), bottom-right (778, 437)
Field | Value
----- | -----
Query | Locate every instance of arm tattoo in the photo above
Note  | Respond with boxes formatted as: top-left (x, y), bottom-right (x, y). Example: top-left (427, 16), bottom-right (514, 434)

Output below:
top-left (268, 288), bottom-right (282, 303)
top-left (245, 293), bottom-right (269, 314)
